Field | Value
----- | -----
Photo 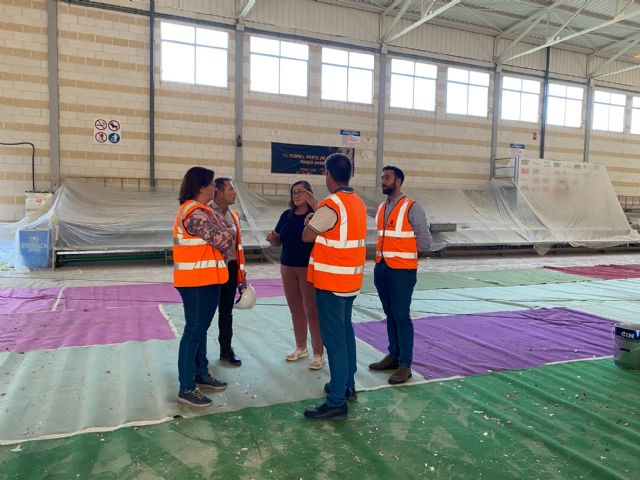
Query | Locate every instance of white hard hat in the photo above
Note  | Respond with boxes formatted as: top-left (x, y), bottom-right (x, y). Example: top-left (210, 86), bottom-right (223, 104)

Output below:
top-left (234, 284), bottom-right (256, 309)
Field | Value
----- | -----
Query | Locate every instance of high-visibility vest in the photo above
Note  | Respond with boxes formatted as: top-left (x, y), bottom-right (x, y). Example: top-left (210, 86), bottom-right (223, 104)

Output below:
top-left (307, 191), bottom-right (367, 293)
top-left (375, 196), bottom-right (418, 269)
top-left (173, 201), bottom-right (229, 287)
top-left (229, 210), bottom-right (246, 282)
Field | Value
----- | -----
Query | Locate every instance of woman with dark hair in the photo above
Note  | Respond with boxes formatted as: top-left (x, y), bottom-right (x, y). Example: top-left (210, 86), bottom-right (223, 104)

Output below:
top-left (266, 181), bottom-right (324, 369)
top-left (173, 166), bottom-right (232, 407)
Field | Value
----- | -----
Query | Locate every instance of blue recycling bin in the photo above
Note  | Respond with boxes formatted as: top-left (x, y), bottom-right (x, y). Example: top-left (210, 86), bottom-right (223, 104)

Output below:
top-left (19, 229), bottom-right (50, 268)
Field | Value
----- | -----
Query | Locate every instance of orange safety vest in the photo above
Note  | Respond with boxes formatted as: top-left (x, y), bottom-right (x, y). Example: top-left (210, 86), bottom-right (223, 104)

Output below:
top-left (229, 210), bottom-right (246, 283)
top-left (173, 201), bottom-right (229, 287)
top-left (375, 196), bottom-right (418, 269)
top-left (307, 190), bottom-right (367, 293)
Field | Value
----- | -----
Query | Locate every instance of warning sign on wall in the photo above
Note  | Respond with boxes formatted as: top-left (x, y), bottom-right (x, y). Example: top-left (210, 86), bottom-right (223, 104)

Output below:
top-left (340, 129), bottom-right (360, 147)
top-left (94, 118), bottom-right (122, 144)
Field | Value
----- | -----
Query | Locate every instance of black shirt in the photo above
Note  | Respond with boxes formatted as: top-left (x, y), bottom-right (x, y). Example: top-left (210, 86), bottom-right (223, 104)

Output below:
top-left (274, 208), bottom-right (314, 267)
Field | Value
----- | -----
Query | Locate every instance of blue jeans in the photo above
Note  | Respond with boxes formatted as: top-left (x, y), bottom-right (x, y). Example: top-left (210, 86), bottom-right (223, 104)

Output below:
top-left (316, 289), bottom-right (357, 407)
top-left (176, 284), bottom-right (221, 392)
top-left (374, 260), bottom-right (417, 367)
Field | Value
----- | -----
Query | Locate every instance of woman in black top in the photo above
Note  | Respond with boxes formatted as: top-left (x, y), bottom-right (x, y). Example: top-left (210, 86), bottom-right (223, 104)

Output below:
top-left (266, 181), bottom-right (324, 370)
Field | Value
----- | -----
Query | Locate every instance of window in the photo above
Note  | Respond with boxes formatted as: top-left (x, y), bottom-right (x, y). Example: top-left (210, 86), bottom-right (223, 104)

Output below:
top-left (446, 67), bottom-right (489, 117)
top-left (501, 76), bottom-right (540, 122)
top-left (546, 83), bottom-right (583, 127)
top-left (161, 22), bottom-right (228, 87)
top-left (632, 97), bottom-right (640, 134)
top-left (321, 47), bottom-right (374, 104)
top-left (592, 90), bottom-right (625, 133)
top-left (250, 37), bottom-right (308, 96)
top-left (389, 58), bottom-right (437, 111)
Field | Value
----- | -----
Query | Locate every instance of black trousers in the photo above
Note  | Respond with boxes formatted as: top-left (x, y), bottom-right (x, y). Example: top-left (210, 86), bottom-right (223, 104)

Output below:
top-left (218, 260), bottom-right (238, 353)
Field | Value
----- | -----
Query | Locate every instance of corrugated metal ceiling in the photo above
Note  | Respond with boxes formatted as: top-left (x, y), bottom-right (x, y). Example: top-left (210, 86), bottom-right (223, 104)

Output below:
top-left (320, 0), bottom-right (640, 61)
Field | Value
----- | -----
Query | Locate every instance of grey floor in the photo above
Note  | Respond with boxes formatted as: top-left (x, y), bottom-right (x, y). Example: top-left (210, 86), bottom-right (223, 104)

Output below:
top-left (2, 251), bottom-right (639, 444)
top-left (2, 251), bottom-right (640, 288)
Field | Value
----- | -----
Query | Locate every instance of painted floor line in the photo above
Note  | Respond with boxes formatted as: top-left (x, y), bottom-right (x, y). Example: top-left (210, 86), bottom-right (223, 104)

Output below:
top-left (159, 304), bottom-right (179, 338)
top-left (0, 416), bottom-right (177, 447)
top-left (358, 356), bottom-right (616, 395)
top-left (544, 355), bottom-right (613, 366)
top-left (50, 287), bottom-right (65, 312)
top-left (356, 374), bottom-right (465, 394)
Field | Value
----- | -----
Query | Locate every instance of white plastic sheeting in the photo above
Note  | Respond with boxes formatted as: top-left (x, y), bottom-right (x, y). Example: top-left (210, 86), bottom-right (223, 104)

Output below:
top-left (0, 179), bottom-right (283, 270)
top-left (408, 159), bottom-right (640, 250)
top-left (0, 159), bottom-right (637, 270)
top-left (0, 179), bottom-right (372, 270)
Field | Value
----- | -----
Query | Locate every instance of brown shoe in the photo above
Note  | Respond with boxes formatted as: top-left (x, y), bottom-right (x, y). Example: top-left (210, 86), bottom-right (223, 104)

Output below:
top-left (388, 365), bottom-right (412, 385)
top-left (368, 355), bottom-right (399, 371)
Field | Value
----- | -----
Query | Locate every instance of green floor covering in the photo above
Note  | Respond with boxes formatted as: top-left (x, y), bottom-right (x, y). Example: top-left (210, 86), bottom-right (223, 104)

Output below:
top-left (2, 359), bottom-right (638, 479)
top-left (359, 268), bottom-right (594, 293)
top-left (5, 276), bottom-right (618, 445)
top-left (0, 303), bottom-right (403, 444)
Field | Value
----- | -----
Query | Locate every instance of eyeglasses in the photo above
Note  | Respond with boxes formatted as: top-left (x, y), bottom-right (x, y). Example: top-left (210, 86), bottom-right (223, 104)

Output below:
top-left (292, 190), bottom-right (307, 196)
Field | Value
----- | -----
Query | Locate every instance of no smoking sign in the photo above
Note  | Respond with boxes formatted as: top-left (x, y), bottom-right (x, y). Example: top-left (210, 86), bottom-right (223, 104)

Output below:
top-left (94, 118), bottom-right (122, 144)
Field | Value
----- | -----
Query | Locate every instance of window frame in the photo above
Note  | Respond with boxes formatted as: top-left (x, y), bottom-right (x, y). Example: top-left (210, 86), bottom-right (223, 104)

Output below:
top-left (389, 58), bottom-right (437, 111)
top-left (160, 21), bottom-right (229, 88)
top-left (321, 47), bottom-right (374, 105)
top-left (546, 82), bottom-right (584, 128)
top-left (631, 96), bottom-right (640, 135)
top-left (249, 36), bottom-right (309, 97)
top-left (592, 89), bottom-right (626, 133)
top-left (500, 75), bottom-right (541, 123)
top-left (445, 67), bottom-right (490, 117)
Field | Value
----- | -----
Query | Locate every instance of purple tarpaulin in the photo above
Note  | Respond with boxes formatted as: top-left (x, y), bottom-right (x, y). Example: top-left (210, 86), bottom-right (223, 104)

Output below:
top-left (0, 305), bottom-right (175, 352)
top-left (250, 278), bottom-right (284, 298)
top-left (59, 284), bottom-right (182, 310)
top-left (0, 278), bottom-right (286, 314)
top-left (354, 307), bottom-right (616, 380)
top-left (0, 278), bottom-right (287, 352)
top-left (544, 264), bottom-right (640, 280)
top-left (0, 288), bottom-right (60, 313)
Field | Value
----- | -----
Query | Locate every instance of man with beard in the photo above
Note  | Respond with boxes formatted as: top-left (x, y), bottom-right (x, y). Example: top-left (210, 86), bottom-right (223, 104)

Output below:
top-left (368, 166), bottom-right (431, 384)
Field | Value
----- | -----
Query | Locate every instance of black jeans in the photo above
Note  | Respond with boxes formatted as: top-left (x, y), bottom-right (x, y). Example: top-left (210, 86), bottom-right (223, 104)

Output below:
top-left (218, 260), bottom-right (239, 353)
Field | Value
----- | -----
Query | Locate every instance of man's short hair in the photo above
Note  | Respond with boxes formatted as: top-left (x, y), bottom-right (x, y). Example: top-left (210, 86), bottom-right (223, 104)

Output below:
top-left (213, 176), bottom-right (233, 192)
top-left (383, 165), bottom-right (404, 185)
top-left (325, 153), bottom-right (352, 184)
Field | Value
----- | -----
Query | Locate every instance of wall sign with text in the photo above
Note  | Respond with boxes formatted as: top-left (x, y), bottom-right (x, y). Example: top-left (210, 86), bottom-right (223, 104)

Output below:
top-left (271, 142), bottom-right (355, 175)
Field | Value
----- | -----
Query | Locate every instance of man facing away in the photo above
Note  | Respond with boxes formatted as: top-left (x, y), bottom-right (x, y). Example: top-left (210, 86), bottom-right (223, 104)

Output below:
top-left (369, 166), bottom-right (432, 384)
top-left (213, 177), bottom-right (247, 367)
top-left (301, 153), bottom-right (367, 421)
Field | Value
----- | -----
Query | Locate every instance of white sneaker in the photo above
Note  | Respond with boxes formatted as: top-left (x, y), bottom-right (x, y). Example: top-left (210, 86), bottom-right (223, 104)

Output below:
top-left (286, 347), bottom-right (308, 361)
top-left (309, 354), bottom-right (325, 370)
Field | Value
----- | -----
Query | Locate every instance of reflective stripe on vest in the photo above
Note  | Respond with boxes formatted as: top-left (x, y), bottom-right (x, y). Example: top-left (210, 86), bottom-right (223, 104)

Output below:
top-left (174, 237), bottom-right (207, 246)
top-left (375, 251), bottom-right (417, 259)
top-left (377, 230), bottom-right (415, 238)
top-left (375, 196), bottom-right (418, 269)
top-left (174, 259), bottom-right (227, 270)
top-left (173, 201), bottom-right (229, 287)
top-left (308, 257), bottom-right (365, 275)
top-left (315, 236), bottom-right (366, 248)
top-left (307, 191), bottom-right (367, 293)
top-left (230, 210), bottom-right (246, 282)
